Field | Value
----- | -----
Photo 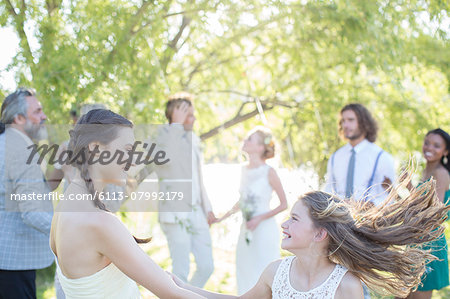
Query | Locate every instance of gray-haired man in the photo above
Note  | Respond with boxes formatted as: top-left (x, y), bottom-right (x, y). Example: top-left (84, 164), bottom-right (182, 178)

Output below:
top-left (0, 88), bottom-right (54, 299)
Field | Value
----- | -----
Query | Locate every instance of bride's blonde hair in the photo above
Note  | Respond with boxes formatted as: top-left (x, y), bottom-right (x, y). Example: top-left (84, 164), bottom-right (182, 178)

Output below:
top-left (249, 126), bottom-right (275, 160)
top-left (299, 174), bottom-right (449, 297)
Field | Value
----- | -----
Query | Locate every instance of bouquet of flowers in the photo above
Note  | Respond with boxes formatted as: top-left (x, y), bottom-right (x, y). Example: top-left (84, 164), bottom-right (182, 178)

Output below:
top-left (239, 191), bottom-right (257, 245)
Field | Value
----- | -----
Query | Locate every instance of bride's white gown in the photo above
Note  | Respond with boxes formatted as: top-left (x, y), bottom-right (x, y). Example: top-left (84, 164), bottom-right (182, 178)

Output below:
top-left (236, 164), bottom-right (280, 295)
top-left (55, 258), bottom-right (141, 299)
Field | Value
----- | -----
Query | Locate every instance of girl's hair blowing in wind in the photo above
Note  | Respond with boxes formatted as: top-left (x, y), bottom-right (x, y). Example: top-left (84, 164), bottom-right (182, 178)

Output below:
top-left (300, 173), bottom-right (449, 297)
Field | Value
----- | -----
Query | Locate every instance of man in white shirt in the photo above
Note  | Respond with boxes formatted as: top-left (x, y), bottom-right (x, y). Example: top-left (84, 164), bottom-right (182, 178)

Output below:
top-left (155, 93), bottom-right (216, 288)
top-left (324, 103), bottom-right (396, 299)
top-left (325, 103), bottom-right (396, 205)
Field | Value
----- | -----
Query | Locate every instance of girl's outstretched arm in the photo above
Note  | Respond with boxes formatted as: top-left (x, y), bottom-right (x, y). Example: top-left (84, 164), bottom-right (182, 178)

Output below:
top-left (171, 260), bottom-right (280, 299)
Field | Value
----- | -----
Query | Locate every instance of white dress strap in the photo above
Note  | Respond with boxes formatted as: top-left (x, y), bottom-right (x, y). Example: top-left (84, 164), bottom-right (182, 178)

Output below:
top-left (271, 256), bottom-right (296, 298)
top-left (325, 264), bottom-right (348, 297)
top-left (272, 256), bottom-right (348, 299)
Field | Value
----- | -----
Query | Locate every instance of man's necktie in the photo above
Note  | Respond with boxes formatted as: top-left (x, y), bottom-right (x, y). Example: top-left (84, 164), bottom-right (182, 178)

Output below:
top-left (345, 148), bottom-right (356, 198)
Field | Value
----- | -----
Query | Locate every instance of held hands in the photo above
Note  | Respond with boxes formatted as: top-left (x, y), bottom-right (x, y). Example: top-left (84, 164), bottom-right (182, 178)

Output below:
top-left (212, 211), bottom-right (233, 224)
top-left (167, 271), bottom-right (186, 288)
top-left (214, 215), bottom-right (227, 223)
top-left (172, 102), bottom-right (190, 124)
top-left (206, 211), bottom-right (218, 226)
top-left (213, 202), bottom-right (240, 224)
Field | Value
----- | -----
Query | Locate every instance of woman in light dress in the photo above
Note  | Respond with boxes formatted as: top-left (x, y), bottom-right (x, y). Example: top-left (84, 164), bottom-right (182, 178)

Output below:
top-left (173, 177), bottom-right (449, 298)
top-left (50, 109), bottom-right (204, 299)
top-left (216, 127), bottom-right (287, 294)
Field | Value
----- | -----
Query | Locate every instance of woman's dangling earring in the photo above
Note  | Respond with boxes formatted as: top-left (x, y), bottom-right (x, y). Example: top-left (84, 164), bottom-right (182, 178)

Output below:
top-left (444, 156), bottom-right (448, 164)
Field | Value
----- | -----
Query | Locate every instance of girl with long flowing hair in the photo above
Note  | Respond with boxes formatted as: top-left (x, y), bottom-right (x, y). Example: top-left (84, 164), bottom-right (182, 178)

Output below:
top-left (172, 175), bottom-right (449, 298)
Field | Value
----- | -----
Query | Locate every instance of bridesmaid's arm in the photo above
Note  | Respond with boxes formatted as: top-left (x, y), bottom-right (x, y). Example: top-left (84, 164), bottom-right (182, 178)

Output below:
top-left (434, 168), bottom-right (450, 203)
top-left (170, 273), bottom-right (236, 298)
top-left (246, 168), bottom-right (287, 231)
top-left (216, 201), bottom-right (240, 223)
top-left (93, 213), bottom-right (205, 299)
top-left (172, 260), bottom-right (278, 299)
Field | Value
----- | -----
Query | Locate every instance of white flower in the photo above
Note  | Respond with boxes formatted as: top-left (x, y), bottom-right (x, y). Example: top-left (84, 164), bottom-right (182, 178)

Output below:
top-left (240, 191), bottom-right (257, 244)
top-left (240, 192), bottom-right (257, 220)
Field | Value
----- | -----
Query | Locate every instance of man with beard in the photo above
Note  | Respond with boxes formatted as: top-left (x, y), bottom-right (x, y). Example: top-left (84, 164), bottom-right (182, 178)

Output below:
top-left (325, 103), bottom-right (396, 205)
top-left (0, 88), bottom-right (54, 299)
top-left (324, 103), bottom-right (396, 299)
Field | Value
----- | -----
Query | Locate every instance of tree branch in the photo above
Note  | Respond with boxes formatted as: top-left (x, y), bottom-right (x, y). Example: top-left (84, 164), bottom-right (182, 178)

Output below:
top-left (197, 89), bottom-right (255, 98)
top-left (4, 0), bottom-right (34, 68)
top-left (181, 40), bottom-right (272, 88)
top-left (182, 53), bottom-right (252, 88)
top-left (168, 15), bottom-right (191, 50)
top-left (79, 0), bottom-right (153, 99)
top-left (45, 0), bottom-right (61, 17)
top-left (131, 0), bottom-right (175, 34)
top-left (110, 0), bottom-right (153, 58)
top-left (4, 0), bottom-right (17, 16)
top-left (160, 14), bottom-right (192, 72)
top-left (200, 105), bottom-right (266, 140)
top-left (162, 8), bottom-right (207, 18)
top-left (200, 97), bottom-right (298, 140)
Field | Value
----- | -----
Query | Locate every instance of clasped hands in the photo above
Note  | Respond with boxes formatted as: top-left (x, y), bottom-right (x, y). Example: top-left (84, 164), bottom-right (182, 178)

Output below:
top-left (210, 212), bottom-right (263, 231)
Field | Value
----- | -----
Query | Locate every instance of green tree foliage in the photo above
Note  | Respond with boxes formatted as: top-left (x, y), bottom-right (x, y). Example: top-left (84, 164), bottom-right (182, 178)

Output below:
top-left (1, 0), bottom-right (448, 178)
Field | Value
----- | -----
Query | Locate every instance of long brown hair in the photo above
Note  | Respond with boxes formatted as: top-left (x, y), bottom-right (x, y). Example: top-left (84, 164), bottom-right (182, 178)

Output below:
top-left (339, 103), bottom-right (378, 142)
top-left (300, 175), bottom-right (449, 297)
top-left (68, 109), bottom-right (151, 244)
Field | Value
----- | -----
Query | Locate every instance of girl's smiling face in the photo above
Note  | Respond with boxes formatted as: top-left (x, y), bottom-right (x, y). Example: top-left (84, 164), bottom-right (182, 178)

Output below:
top-left (281, 200), bottom-right (319, 251)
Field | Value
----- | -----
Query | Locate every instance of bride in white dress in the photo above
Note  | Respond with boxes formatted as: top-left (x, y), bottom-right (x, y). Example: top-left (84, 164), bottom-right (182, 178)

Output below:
top-left (216, 127), bottom-right (288, 294)
top-left (50, 109), bottom-right (203, 299)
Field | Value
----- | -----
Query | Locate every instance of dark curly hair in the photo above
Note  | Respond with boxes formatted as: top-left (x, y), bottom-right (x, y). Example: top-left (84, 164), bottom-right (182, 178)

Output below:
top-left (339, 103), bottom-right (378, 142)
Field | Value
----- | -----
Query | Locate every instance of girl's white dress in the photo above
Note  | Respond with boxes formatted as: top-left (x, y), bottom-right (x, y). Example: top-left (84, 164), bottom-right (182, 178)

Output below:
top-left (236, 164), bottom-right (280, 294)
top-left (272, 256), bottom-right (348, 298)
